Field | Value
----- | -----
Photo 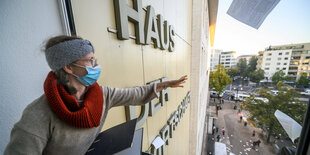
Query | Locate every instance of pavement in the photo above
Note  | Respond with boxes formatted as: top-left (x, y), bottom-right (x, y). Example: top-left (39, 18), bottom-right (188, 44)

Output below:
top-left (207, 98), bottom-right (276, 155)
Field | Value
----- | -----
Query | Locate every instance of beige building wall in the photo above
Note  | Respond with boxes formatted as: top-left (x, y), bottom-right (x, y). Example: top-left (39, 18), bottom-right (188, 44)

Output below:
top-left (0, 0), bottom-right (216, 154)
top-left (71, 0), bottom-right (216, 154)
top-left (71, 0), bottom-right (192, 154)
top-left (190, 0), bottom-right (216, 154)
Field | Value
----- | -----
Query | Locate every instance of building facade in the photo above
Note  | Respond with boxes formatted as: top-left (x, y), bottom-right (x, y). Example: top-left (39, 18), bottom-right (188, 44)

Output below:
top-left (258, 43), bottom-right (310, 81)
top-left (0, 0), bottom-right (218, 154)
top-left (210, 50), bottom-right (237, 70)
top-left (220, 51), bottom-right (237, 68)
top-left (256, 51), bottom-right (264, 69)
top-left (210, 49), bottom-right (222, 71)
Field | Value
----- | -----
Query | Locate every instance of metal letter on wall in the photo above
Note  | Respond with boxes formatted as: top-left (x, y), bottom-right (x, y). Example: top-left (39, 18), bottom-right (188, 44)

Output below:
top-left (157, 15), bottom-right (169, 50)
top-left (125, 79), bottom-right (161, 127)
top-left (125, 104), bottom-right (149, 128)
top-left (177, 104), bottom-right (184, 120)
top-left (160, 77), bottom-right (170, 106)
top-left (144, 6), bottom-right (160, 48)
top-left (151, 141), bottom-right (163, 155)
top-left (148, 79), bottom-right (161, 116)
top-left (160, 124), bottom-right (170, 145)
top-left (168, 25), bottom-right (175, 52)
top-left (159, 124), bottom-right (170, 155)
top-left (149, 91), bottom-right (191, 155)
top-left (167, 111), bottom-right (178, 138)
top-left (114, 0), bottom-right (144, 44)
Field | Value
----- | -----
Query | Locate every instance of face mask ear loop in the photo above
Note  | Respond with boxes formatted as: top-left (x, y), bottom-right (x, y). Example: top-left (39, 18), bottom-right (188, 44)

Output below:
top-left (72, 63), bottom-right (86, 69)
top-left (70, 63), bottom-right (89, 86)
top-left (70, 73), bottom-right (89, 87)
top-left (71, 73), bottom-right (80, 78)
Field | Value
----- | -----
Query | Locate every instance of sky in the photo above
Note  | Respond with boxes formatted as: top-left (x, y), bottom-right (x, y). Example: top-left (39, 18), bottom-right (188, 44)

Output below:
top-left (213, 0), bottom-right (310, 56)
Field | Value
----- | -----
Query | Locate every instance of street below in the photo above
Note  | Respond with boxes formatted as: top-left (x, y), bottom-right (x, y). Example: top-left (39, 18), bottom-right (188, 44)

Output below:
top-left (209, 98), bottom-right (275, 155)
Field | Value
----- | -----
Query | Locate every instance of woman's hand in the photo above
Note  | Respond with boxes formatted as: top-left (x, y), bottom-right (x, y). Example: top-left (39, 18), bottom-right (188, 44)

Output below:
top-left (168, 75), bottom-right (188, 88)
top-left (156, 75), bottom-right (188, 92)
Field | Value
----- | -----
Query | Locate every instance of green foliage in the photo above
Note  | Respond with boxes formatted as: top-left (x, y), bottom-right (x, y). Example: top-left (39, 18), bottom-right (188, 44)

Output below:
top-left (209, 64), bottom-right (232, 95)
top-left (271, 70), bottom-right (286, 84)
top-left (296, 73), bottom-right (309, 86)
top-left (284, 76), bottom-right (294, 82)
top-left (271, 70), bottom-right (292, 84)
top-left (226, 67), bottom-right (240, 77)
top-left (249, 69), bottom-right (265, 83)
top-left (237, 58), bottom-right (247, 77)
top-left (247, 56), bottom-right (258, 73)
top-left (242, 82), bottom-right (307, 142)
top-left (232, 56), bottom-right (257, 79)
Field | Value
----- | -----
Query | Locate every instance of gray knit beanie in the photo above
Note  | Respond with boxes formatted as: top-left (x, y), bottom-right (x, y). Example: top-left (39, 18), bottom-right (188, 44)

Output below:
top-left (45, 39), bottom-right (94, 71)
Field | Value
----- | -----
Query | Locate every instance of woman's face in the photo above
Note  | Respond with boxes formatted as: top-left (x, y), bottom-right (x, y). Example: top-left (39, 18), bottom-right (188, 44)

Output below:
top-left (71, 52), bottom-right (96, 77)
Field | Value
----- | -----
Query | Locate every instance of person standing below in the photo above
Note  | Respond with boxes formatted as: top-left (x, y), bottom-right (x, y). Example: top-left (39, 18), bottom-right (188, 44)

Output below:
top-left (244, 121), bottom-right (247, 126)
top-left (257, 140), bottom-right (261, 147)
top-left (252, 141), bottom-right (257, 150)
top-left (252, 130), bottom-right (256, 137)
top-left (231, 95), bottom-right (234, 100)
top-left (4, 35), bottom-right (188, 154)
top-left (233, 105), bottom-right (237, 110)
top-left (222, 127), bottom-right (225, 135)
top-left (217, 135), bottom-right (221, 142)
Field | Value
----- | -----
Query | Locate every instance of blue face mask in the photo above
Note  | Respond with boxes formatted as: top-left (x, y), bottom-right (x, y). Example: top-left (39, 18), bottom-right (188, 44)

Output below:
top-left (72, 64), bottom-right (101, 86)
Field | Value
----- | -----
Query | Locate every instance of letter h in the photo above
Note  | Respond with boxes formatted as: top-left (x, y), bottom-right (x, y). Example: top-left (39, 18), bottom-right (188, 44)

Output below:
top-left (114, 0), bottom-right (144, 44)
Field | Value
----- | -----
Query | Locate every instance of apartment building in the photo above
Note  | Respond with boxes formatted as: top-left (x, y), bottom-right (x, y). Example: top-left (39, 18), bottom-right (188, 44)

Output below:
top-left (220, 51), bottom-right (237, 68)
top-left (210, 49), bottom-right (222, 71)
top-left (258, 43), bottom-right (310, 81)
top-left (210, 50), bottom-right (237, 70)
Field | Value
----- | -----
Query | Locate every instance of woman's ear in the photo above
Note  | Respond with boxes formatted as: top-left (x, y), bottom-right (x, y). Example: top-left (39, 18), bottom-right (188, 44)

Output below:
top-left (63, 65), bottom-right (73, 74)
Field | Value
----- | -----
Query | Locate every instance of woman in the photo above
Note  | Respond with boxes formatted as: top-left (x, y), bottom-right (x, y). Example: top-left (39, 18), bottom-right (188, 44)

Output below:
top-left (4, 35), bottom-right (187, 155)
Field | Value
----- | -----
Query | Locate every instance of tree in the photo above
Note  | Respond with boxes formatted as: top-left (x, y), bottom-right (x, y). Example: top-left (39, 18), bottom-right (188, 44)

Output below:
top-left (249, 69), bottom-right (265, 84)
top-left (242, 82), bottom-right (307, 143)
top-left (209, 64), bottom-right (232, 97)
top-left (247, 56), bottom-right (258, 73)
top-left (226, 67), bottom-right (240, 77)
top-left (271, 70), bottom-right (286, 84)
top-left (237, 58), bottom-right (247, 78)
top-left (272, 70), bottom-right (292, 84)
top-left (296, 72), bottom-right (309, 87)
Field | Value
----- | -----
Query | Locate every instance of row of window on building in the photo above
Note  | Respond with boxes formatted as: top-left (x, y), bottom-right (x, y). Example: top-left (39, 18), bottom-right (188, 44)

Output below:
top-left (210, 43), bottom-right (310, 82)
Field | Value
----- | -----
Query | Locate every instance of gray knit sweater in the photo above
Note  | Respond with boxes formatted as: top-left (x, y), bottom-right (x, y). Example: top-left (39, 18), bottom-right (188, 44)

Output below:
top-left (4, 84), bottom-right (158, 155)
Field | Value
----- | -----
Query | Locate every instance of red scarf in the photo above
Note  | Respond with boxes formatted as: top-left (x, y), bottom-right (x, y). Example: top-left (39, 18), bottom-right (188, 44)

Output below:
top-left (44, 71), bottom-right (103, 128)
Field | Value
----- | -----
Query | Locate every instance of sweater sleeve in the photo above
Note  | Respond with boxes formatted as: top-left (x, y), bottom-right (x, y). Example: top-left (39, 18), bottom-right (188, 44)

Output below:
top-left (103, 83), bottom-right (159, 109)
top-left (4, 126), bottom-right (47, 155)
top-left (4, 95), bottom-right (51, 155)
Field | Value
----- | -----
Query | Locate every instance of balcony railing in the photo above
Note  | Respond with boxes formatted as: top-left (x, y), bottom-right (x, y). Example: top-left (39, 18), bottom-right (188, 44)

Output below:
top-left (291, 53), bottom-right (301, 56)
top-left (288, 69), bottom-right (298, 72)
